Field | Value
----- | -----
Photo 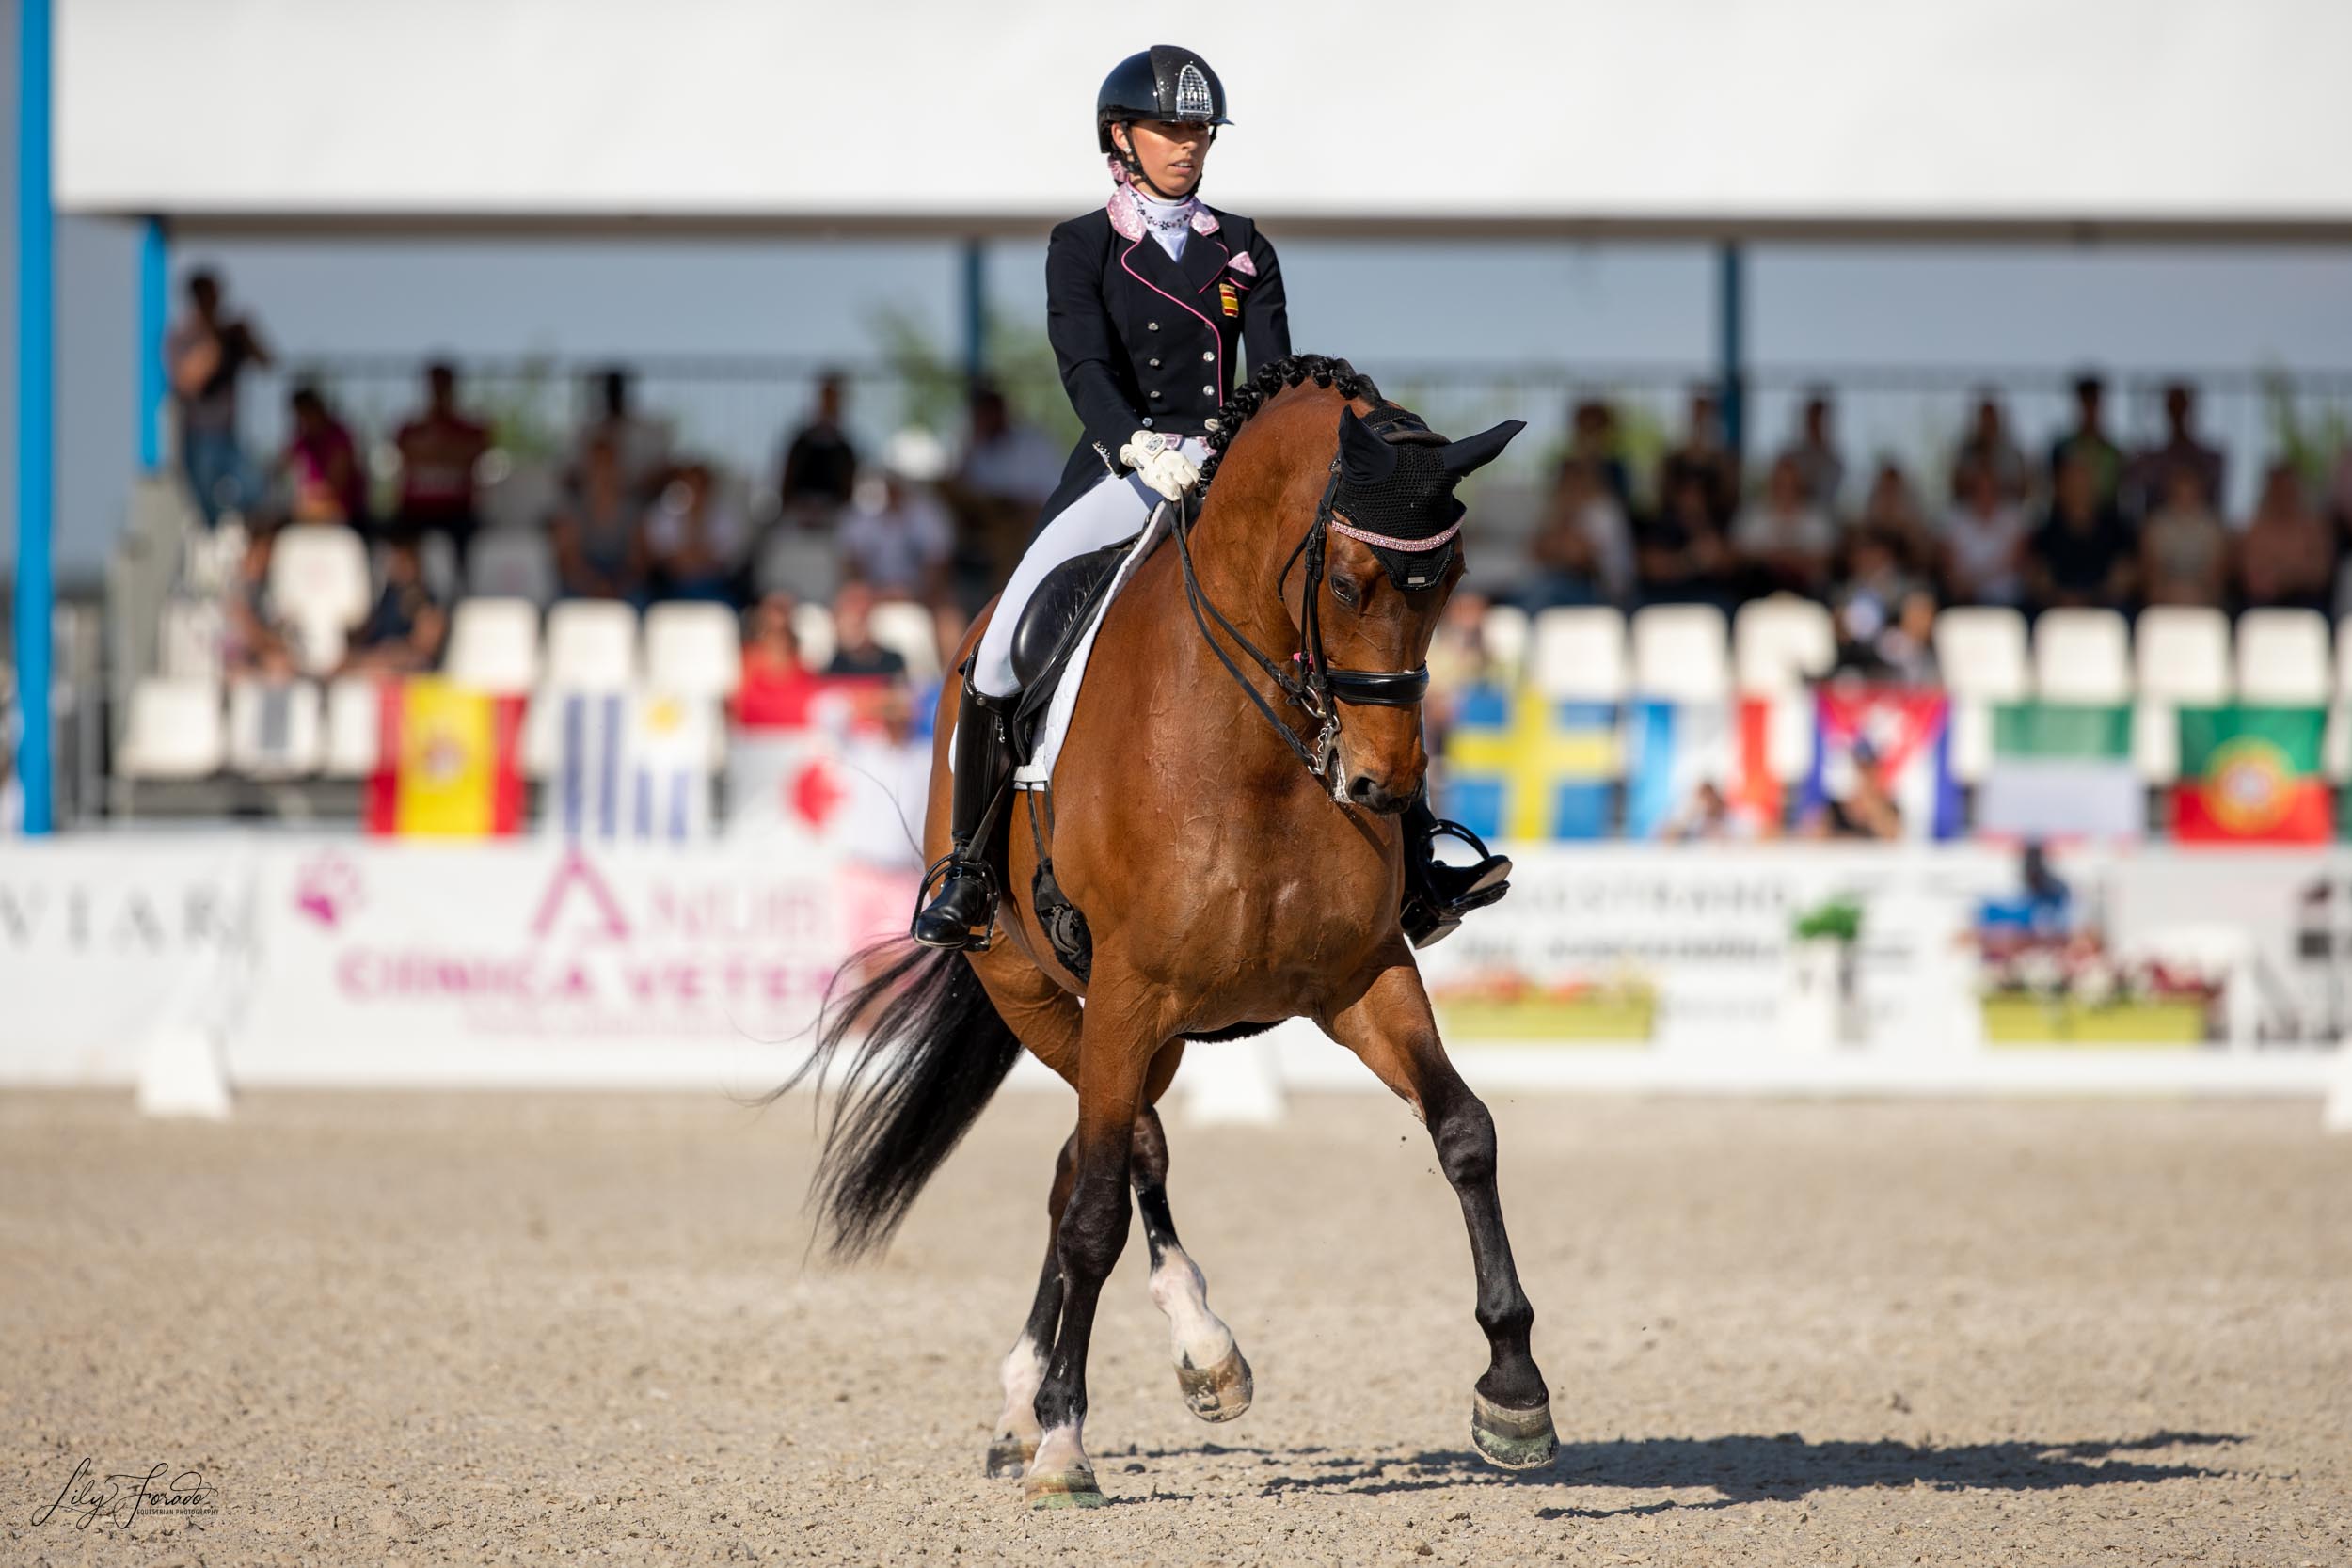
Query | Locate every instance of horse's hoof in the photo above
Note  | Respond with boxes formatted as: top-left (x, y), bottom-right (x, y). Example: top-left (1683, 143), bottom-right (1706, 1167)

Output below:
top-left (1024, 1467), bottom-right (1106, 1509)
top-left (983, 1435), bottom-right (1036, 1478)
top-left (1470, 1390), bottom-right (1559, 1471)
top-left (1176, 1344), bottom-right (1254, 1423)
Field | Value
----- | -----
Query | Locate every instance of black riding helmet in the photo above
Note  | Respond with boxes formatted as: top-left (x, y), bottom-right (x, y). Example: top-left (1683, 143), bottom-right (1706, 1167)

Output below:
top-left (1097, 46), bottom-right (1232, 192)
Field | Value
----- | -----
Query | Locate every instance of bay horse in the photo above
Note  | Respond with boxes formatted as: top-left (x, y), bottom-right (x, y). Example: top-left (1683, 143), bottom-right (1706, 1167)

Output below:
top-left (785, 356), bottom-right (1553, 1507)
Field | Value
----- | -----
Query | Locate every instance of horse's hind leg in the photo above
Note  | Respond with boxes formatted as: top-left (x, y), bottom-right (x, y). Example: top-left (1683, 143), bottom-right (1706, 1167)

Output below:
top-left (1131, 1078), bottom-right (1253, 1423)
top-left (986, 1131), bottom-right (1074, 1477)
top-left (1321, 950), bottom-right (1558, 1471)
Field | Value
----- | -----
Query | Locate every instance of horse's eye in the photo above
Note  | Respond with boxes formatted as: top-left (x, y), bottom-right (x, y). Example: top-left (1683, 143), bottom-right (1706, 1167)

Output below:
top-left (1330, 578), bottom-right (1361, 608)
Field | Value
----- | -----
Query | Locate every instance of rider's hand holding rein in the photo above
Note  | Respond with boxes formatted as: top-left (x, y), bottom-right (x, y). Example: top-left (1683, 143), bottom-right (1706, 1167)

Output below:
top-left (1120, 430), bottom-right (1200, 501)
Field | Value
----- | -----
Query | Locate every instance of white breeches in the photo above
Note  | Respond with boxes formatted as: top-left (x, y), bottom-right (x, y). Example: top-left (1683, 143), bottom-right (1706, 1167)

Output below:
top-left (971, 437), bottom-right (1208, 698)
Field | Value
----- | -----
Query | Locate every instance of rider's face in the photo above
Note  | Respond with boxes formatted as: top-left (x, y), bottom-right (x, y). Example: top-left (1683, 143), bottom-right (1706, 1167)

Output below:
top-left (1119, 119), bottom-right (1212, 198)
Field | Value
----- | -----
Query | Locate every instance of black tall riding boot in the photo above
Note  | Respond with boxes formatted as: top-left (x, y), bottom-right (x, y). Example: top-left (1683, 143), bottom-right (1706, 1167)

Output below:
top-left (910, 678), bottom-right (1019, 951)
top-left (1399, 789), bottom-right (1513, 949)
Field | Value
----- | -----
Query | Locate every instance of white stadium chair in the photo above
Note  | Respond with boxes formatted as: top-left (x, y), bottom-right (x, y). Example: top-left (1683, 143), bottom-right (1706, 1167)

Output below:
top-left (268, 523), bottom-right (373, 674)
top-left (443, 598), bottom-right (542, 694)
top-left (543, 599), bottom-right (640, 690)
top-left (1527, 607), bottom-right (1627, 701)
top-left (1478, 603), bottom-right (1530, 685)
top-left (792, 603), bottom-right (837, 673)
top-left (2132, 606), bottom-right (2231, 784)
top-left (323, 675), bottom-right (384, 777)
top-left (2236, 609), bottom-right (2330, 704)
top-left (2032, 608), bottom-right (2132, 704)
top-left (644, 601), bottom-right (744, 700)
top-left (467, 529), bottom-right (559, 606)
top-left (1732, 594), bottom-right (1836, 694)
top-left (119, 677), bottom-right (226, 780)
top-left (869, 600), bottom-right (943, 683)
top-left (225, 678), bottom-right (325, 779)
top-left (1629, 603), bottom-right (1730, 703)
top-left (1934, 607), bottom-right (2030, 784)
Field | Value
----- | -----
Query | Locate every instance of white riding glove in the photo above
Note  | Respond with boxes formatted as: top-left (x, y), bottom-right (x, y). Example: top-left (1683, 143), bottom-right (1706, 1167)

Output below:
top-left (1119, 430), bottom-right (1200, 502)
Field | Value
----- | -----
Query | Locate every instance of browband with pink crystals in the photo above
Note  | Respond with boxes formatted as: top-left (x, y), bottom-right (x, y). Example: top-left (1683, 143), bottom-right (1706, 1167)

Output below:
top-left (1328, 515), bottom-right (1464, 553)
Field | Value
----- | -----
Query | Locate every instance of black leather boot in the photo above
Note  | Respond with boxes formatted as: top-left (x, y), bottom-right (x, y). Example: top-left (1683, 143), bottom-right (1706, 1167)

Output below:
top-left (910, 678), bottom-right (1019, 951)
top-left (1399, 790), bottom-right (1513, 949)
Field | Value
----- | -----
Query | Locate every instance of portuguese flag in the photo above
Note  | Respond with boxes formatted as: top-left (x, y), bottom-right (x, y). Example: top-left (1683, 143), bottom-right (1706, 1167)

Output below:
top-left (2172, 705), bottom-right (2331, 844)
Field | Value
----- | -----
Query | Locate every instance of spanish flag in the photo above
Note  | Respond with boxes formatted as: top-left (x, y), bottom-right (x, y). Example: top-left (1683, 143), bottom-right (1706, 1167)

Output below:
top-left (365, 678), bottom-right (526, 837)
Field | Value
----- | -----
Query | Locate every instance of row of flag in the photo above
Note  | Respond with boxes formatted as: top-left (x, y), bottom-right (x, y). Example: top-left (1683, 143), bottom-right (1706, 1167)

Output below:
top-left (1439, 683), bottom-right (2336, 845)
top-left (365, 678), bottom-right (714, 841)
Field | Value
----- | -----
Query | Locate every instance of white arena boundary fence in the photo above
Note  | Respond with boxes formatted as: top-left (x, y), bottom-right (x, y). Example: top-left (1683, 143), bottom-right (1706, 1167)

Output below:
top-left (1, 835), bottom-right (2347, 1128)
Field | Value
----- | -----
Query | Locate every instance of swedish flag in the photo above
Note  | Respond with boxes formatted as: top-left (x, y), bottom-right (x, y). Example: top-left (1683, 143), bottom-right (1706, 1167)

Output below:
top-left (1440, 685), bottom-right (1617, 841)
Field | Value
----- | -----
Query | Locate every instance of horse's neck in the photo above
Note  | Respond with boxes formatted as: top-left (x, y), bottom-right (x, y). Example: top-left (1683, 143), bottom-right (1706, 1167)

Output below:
top-left (1145, 488), bottom-right (1312, 768)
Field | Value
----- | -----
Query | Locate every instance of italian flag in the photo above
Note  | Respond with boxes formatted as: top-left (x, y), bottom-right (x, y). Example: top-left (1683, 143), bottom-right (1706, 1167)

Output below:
top-left (1977, 703), bottom-right (2141, 841)
top-left (2173, 705), bottom-right (2332, 844)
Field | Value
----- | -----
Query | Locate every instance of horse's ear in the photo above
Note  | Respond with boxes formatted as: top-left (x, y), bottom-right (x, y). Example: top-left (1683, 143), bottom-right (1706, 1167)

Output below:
top-left (1439, 419), bottom-right (1526, 477)
top-left (1338, 406), bottom-right (1400, 486)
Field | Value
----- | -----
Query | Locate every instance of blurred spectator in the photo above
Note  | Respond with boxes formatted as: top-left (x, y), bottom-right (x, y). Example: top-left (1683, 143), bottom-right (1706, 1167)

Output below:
top-left (735, 593), bottom-right (825, 726)
top-left (1875, 589), bottom-right (1942, 686)
top-left (823, 582), bottom-right (910, 679)
top-left (340, 539), bottom-right (447, 674)
top-left (2049, 372), bottom-right (2124, 510)
top-left (1731, 453), bottom-right (1836, 598)
top-left (2026, 452), bottom-right (2136, 612)
top-left (1423, 588), bottom-right (1494, 749)
top-left (839, 435), bottom-right (955, 604)
top-left (1566, 399), bottom-right (1632, 512)
top-left (166, 268), bottom-right (273, 526)
top-left (1634, 469), bottom-right (1737, 609)
top-left (1524, 458), bottom-right (1632, 608)
top-left (1830, 533), bottom-right (1919, 668)
top-left (1664, 781), bottom-right (1765, 842)
top-left (2238, 463), bottom-right (2334, 612)
top-left (2137, 466), bottom-right (2230, 609)
top-left (1938, 459), bottom-right (2028, 607)
top-left (549, 434), bottom-right (648, 601)
top-left (391, 361), bottom-right (491, 563)
top-left (1800, 741), bottom-right (1902, 840)
top-left (949, 381), bottom-right (1063, 594)
top-left (281, 388), bottom-right (368, 528)
top-left (1781, 391), bottom-right (1847, 515)
top-left (223, 531), bottom-right (292, 675)
top-left (1659, 387), bottom-right (1740, 529)
top-left (1953, 390), bottom-right (2028, 501)
top-left (2126, 383), bottom-right (2225, 523)
top-left (571, 368), bottom-right (669, 499)
top-left (779, 371), bottom-right (861, 516)
top-left (643, 461), bottom-right (748, 604)
top-left (753, 507), bottom-right (845, 609)
top-left (1855, 462), bottom-right (1933, 574)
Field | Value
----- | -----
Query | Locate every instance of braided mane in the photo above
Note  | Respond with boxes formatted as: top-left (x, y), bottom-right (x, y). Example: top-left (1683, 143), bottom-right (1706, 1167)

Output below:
top-left (1193, 354), bottom-right (1380, 497)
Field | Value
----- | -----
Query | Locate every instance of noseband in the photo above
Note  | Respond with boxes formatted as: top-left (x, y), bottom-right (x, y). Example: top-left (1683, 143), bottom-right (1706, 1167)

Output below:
top-left (1168, 429), bottom-right (1444, 803)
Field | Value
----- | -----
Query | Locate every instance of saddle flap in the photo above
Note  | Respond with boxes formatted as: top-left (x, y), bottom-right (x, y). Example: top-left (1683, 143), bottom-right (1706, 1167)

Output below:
top-left (1009, 532), bottom-right (1143, 752)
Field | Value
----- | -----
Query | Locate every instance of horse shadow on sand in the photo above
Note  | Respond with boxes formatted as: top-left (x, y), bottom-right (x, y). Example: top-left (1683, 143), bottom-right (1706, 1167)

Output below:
top-left (1109, 1431), bottom-right (2245, 1516)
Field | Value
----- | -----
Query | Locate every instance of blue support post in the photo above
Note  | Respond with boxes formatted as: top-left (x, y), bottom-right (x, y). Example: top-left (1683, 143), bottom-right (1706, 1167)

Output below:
top-left (961, 238), bottom-right (986, 384)
top-left (15, 0), bottom-right (55, 834)
top-left (137, 216), bottom-right (168, 470)
top-left (1716, 241), bottom-right (1746, 463)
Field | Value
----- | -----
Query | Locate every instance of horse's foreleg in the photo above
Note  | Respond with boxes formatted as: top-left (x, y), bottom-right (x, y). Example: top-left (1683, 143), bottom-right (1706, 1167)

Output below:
top-left (1131, 1101), bottom-right (1253, 1422)
top-left (986, 1132), bottom-right (1074, 1477)
top-left (1022, 985), bottom-right (1158, 1508)
top-left (1321, 950), bottom-right (1558, 1471)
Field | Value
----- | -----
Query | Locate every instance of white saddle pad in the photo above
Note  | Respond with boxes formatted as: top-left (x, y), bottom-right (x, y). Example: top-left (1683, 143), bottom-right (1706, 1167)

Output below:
top-left (1011, 505), bottom-right (1169, 791)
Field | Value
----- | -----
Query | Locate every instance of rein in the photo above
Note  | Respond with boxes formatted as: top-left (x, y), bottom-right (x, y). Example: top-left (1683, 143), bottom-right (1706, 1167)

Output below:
top-left (1167, 453), bottom-right (1433, 804)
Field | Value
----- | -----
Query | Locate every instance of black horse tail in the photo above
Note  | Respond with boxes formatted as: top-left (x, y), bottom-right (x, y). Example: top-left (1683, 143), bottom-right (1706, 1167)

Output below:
top-left (767, 939), bottom-right (1024, 1260)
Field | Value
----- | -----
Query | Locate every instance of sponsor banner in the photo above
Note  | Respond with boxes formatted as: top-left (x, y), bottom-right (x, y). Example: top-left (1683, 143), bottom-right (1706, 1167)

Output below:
top-left (0, 841), bottom-right (260, 1080)
top-left (234, 842), bottom-right (916, 1083)
top-left (1418, 843), bottom-right (2012, 1049)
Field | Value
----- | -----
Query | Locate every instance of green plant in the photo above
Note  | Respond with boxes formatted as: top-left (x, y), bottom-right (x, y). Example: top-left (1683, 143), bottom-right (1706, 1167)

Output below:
top-left (1792, 896), bottom-right (1864, 943)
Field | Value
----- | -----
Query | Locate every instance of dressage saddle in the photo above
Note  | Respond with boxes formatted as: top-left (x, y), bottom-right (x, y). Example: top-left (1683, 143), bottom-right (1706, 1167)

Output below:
top-left (1006, 531), bottom-right (1142, 760)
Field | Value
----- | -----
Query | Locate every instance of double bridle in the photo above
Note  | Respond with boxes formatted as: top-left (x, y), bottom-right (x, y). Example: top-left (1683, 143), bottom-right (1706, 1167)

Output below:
top-left (1168, 448), bottom-right (1438, 804)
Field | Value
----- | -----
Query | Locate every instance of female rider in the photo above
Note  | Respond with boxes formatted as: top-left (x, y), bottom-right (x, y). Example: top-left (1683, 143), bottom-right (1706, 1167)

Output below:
top-left (911, 44), bottom-right (1508, 951)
